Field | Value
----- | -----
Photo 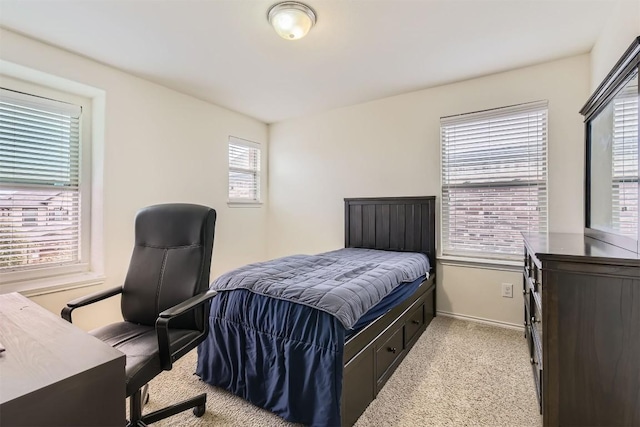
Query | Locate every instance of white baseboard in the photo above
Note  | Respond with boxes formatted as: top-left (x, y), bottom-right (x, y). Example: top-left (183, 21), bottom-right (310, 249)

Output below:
top-left (436, 310), bottom-right (524, 331)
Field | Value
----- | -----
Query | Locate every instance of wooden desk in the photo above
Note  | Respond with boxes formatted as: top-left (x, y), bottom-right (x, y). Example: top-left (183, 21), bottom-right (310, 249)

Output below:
top-left (0, 292), bottom-right (125, 426)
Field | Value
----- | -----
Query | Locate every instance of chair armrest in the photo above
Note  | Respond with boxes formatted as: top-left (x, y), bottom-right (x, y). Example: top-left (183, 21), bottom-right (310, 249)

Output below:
top-left (61, 286), bottom-right (123, 323)
top-left (158, 289), bottom-right (218, 319)
top-left (156, 289), bottom-right (217, 370)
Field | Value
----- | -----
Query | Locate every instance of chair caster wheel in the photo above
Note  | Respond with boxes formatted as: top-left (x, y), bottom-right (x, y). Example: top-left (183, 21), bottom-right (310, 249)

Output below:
top-left (193, 405), bottom-right (205, 417)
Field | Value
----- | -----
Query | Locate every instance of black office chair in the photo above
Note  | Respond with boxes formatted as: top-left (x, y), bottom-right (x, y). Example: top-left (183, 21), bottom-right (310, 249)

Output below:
top-left (62, 204), bottom-right (217, 426)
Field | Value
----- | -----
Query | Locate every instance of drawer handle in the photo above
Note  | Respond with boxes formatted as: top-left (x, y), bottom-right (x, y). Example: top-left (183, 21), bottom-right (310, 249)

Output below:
top-left (388, 347), bottom-right (397, 354)
top-left (411, 320), bottom-right (420, 325)
top-left (530, 357), bottom-right (534, 364)
top-left (531, 316), bottom-right (539, 324)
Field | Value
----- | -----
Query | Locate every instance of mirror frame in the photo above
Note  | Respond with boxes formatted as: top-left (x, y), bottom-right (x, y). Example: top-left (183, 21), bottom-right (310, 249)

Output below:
top-left (580, 36), bottom-right (640, 254)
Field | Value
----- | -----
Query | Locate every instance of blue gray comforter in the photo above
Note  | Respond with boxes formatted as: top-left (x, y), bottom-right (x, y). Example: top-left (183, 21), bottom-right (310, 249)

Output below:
top-left (209, 248), bottom-right (429, 329)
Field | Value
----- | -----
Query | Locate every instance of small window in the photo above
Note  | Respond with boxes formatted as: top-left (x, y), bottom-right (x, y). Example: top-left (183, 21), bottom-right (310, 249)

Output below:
top-left (0, 87), bottom-right (89, 276)
top-left (228, 137), bottom-right (261, 203)
top-left (441, 100), bottom-right (549, 260)
top-left (21, 208), bottom-right (39, 223)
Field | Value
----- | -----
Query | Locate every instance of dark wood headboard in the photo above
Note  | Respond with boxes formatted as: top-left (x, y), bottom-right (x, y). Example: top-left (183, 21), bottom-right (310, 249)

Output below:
top-left (344, 196), bottom-right (436, 268)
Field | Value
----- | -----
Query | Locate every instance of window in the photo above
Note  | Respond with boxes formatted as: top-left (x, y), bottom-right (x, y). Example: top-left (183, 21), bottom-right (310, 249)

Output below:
top-left (0, 87), bottom-right (89, 278)
top-left (228, 137), bottom-right (261, 203)
top-left (21, 208), bottom-right (39, 223)
top-left (441, 101), bottom-right (548, 260)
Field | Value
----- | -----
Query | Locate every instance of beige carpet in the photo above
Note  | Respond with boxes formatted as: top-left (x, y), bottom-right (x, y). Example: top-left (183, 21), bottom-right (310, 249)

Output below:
top-left (142, 317), bottom-right (542, 426)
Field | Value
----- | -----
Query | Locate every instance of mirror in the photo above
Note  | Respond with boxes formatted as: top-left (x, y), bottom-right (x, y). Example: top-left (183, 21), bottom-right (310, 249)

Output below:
top-left (582, 37), bottom-right (640, 254)
top-left (588, 72), bottom-right (638, 240)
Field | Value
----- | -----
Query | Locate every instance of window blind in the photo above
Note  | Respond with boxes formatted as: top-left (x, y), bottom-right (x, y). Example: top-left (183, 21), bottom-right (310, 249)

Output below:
top-left (0, 88), bottom-right (82, 272)
top-left (612, 78), bottom-right (639, 238)
top-left (228, 137), bottom-right (261, 202)
top-left (441, 100), bottom-right (548, 259)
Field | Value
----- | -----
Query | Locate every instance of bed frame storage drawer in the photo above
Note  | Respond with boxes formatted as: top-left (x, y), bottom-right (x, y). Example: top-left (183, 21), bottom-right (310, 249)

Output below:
top-left (375, 325), bottom-right (403, 383)
top-left (342, 277), bottom-right (435, 426)
top-left (343, 348), bottom-right (375, 427)
top-left (404, 302), bottom-right (425, 346)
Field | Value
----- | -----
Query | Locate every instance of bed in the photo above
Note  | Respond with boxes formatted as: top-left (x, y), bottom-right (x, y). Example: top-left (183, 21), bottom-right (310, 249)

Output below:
top-left (196, 196), bottom-right (436, 426)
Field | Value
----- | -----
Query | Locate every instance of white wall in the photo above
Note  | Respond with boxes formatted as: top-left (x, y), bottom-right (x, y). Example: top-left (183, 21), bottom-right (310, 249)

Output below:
top-left (0, 29), bottom-right (269, 330)
top-left (5, 1), bottom-right (634, 330)
top-left (268, 54), bottom-right (590, 327)
top-left (590, 0), bottom-right (640, 91)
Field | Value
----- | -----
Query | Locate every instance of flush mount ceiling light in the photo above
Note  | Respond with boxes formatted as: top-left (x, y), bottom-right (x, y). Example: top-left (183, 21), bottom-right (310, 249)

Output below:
top-left (267, 1), bottom-right (317, 41)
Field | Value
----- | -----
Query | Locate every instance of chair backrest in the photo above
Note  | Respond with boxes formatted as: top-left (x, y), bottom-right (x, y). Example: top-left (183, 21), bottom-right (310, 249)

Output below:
top-left (121, 204), bottom-right (216, 330)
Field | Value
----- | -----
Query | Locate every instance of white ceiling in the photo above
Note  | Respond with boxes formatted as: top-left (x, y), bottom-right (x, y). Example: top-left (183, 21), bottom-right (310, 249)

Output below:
top-left (0, 0), bottom-right (619, 123)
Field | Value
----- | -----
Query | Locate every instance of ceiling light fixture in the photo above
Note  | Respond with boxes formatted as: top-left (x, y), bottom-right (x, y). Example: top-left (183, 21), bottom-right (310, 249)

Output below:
top-left (267, 1), bottom-right (317, 41)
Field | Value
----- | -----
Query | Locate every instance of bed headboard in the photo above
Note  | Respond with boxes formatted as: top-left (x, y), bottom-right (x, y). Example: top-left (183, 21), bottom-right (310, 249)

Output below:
top-left (344, 196), bottom-right (436, 268)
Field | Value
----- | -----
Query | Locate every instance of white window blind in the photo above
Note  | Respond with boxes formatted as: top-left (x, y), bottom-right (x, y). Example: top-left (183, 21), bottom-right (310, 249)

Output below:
top-left (611, 78), bottom-right (638, 238)
top-left (441, 100), bottom-right (548, 259)
top-left (228, 137), bottom-right (261, 202)
top-left (0, 88), bottom-right (83, 272)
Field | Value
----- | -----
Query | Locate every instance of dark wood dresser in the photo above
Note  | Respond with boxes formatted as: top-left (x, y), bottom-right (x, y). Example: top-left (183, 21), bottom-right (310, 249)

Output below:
top-left (522, 232), bottom-right (640, 426)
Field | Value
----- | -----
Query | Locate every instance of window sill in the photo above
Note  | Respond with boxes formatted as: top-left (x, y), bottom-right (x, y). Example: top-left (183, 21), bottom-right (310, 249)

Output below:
top-left (1, 272), bottom-right (106, 297)
top-left (227, 201), bottom-right (263, 208)
top-left (437, 255), bottom-right (522, 272)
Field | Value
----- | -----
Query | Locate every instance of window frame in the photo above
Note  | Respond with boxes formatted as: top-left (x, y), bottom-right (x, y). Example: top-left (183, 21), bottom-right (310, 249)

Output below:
top-left (0, 79), bottom-right (93, 286)
top-left (227, 136), bottom-right (262, 206)
top-left (439, 100), bottom-right (549, 262)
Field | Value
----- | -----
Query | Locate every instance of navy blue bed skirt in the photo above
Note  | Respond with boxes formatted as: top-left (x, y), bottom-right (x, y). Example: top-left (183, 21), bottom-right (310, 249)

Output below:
top-left (196, 289), bottom-right (345, 426)
top-left (196, 277), bottom-right (426, 426)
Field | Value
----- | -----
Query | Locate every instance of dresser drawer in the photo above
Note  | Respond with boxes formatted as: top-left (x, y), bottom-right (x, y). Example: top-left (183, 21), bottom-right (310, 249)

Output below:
top-left (524, 245), bottom-right (543, 415)
top-left (524, 249), bottom-right (543, 306)
top-left (376, 325), bottom-right (403, 381)
top-left (531, 297), bottom-right (543, 351)
top-left (531, 266), bottom-right (542, 308)
top-left (523, 279), bottom-right (531, 324)
top-left (404, 302), bottom-right (425, 346)
top-left (525, 310), bottom-right (534, 359)
top-left (530, 325), bottom-right (543, 414)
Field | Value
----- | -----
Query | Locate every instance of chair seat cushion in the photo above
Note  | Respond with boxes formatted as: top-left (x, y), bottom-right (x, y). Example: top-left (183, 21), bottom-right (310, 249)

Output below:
top-left (90, 322), bottom-right (200, 397)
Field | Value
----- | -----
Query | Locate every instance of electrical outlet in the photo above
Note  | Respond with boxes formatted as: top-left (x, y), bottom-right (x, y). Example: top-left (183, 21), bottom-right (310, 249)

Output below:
top-left (501, 283), bottom-right (513, 298)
